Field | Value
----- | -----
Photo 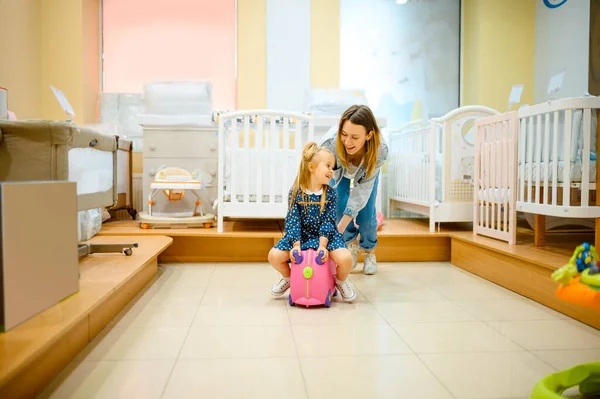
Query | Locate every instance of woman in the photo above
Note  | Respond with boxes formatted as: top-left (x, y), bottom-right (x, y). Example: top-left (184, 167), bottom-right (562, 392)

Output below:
top-left (320, 105), bottom-right (388, 275)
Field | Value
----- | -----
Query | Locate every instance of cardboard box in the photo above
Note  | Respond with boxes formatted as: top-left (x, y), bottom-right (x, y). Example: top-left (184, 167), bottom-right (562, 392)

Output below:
top-left (0, 181), bottom-right (79, 331)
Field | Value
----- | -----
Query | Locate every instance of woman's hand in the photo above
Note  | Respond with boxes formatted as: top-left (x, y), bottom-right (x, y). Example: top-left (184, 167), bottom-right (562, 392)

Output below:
top-left (317, 245), bottom-right (329, 262)
top-left (337, 215), bottom-right (353, 234)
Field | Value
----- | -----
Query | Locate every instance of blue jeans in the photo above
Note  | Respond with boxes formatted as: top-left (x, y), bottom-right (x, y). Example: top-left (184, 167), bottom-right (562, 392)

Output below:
top-left (335, 174), bottom-right (379, 251)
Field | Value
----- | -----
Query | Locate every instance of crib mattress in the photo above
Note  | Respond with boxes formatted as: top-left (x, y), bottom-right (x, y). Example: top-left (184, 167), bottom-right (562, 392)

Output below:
top-left (0, 120), bottom-right (118, 211)
top-left (519, 160), bottom-right (597, 184)
top-left (224, 147), bottom-right (297, 200)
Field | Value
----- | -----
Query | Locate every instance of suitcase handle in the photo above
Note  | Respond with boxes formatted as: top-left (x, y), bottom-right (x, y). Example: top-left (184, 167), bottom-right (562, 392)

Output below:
top-left (292, 249), bottom-right (327, 265)
top-left (292, 250), bottom-right (303, 264)
top-left (315, 250), bottom-right (326, 265)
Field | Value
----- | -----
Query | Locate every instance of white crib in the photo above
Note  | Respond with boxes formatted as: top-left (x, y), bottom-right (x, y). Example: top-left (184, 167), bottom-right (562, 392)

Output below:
top-left (216, 110), bottom-right (314, 233)
top-left (388, 106), bottom-right (499, 232)
top-left (474, 96), bottom-right (600, 246)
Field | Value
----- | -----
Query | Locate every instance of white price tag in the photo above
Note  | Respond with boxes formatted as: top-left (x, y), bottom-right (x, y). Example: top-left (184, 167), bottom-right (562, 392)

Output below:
top-left (508, 84), bottom-right (524, 105)
top-left (547, 69), bottom-right (565, 98)
top-left (50, 85), bottom-right (76, 119)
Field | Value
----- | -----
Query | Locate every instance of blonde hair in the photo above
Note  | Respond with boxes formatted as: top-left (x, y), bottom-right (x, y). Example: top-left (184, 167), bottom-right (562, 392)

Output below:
top-left (335, 105), bottom-right (381, 178)
top-left (289, 142), bottom-right (332, 213)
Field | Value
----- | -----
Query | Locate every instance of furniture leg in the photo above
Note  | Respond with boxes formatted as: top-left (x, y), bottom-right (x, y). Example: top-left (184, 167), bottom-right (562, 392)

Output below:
top-left (534, 214), bottom-right (546, 247)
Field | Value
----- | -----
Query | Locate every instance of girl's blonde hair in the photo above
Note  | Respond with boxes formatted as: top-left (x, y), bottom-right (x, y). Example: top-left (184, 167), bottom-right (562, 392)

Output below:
top-left (335, 105), bottom-right (381, 178)
top-left (289, 142), bottom-right (331, 213)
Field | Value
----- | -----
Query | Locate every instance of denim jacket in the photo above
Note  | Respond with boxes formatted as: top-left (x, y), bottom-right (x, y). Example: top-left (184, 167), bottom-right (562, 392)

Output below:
top-left (319, 125), bottom-right (388, 218)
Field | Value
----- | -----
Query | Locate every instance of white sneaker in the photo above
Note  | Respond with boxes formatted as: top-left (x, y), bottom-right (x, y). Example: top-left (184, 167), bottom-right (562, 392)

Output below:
top-left (271, 277), bottom-right (290, 296)
top-left (335, 279), bottom-right (357, 302)
top-left (348, 241), bottom-right (360, 270)
top-left (363, 252), bottom-right (377, 275)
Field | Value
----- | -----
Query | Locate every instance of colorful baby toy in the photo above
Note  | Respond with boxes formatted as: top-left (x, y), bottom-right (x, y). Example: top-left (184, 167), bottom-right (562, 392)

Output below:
top-left (529, 243), bottom-right (600, 398)
top-left (550, 242), bottom-right (600, 311)
top-left (288, 249), bottom-right (337, 308)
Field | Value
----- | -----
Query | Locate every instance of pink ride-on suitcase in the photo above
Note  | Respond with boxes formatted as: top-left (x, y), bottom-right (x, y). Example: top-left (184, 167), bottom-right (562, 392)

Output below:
top-left (289, 249), bottom-right (337, 308)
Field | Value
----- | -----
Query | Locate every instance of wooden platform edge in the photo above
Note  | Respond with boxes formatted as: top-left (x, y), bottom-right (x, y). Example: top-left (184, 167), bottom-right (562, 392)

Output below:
top-left (450, 238), bottom-right (600, 330)
top-left (156, 235), bottom-right (452, 263)
top-left (0, 236), bottom-right (173, 399)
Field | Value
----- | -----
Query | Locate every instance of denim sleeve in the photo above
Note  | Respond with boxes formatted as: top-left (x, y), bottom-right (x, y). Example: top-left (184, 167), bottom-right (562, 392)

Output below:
top-left (318, 188), bottom-right (337, 241)
top-left (284, 189), bottom-right (301, 245)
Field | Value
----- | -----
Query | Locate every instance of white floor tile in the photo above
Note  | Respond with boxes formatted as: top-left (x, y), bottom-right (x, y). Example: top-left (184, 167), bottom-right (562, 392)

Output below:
top-left (39, 360), bottom-right (174, 399)
top-left (76, 327), bottom-right (188, 361)
top-left (300, 355), bottom-right (453, 399)
top-left (393, 321), bottom-right (524, 353)
top-left (163, 358), bottom-right (307, 399)
top-left (292, 323), bottom-right (412, 357)
top-left (452, 298), bottom-right (563, 322)
top-left (373, 300), bottom-right (477, 323)
top-left (531, 349), bottom-right (600, 370)
top-left (420, 351), bottom-right (555, 399)
top-left (192, 302), bottom-right (288, 327)
top-left (487, 320), bottom-right (600, 351)
top-left (179, 325), bottom-right (297, 359)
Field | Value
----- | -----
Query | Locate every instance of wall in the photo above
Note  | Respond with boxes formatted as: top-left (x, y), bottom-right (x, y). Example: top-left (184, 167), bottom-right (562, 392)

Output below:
top-left (237, 0), bottom-right (267, 109)
top-left (310, 0), bottom-right (340, 89)
top-left (534, 0), bottom-right (590, 102)
top-left (0, 0), bottom-right (42, 119)
top-left (461, 0), bottom-right (536, 111)
top-left (40, 0), bottom-right (86, 122)
top-left (82, 0), bottom-right (100, 123)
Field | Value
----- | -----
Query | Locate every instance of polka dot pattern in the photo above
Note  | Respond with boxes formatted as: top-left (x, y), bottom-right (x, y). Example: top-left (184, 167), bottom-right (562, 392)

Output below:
top-left (274, 187), bottom-right (346, 252)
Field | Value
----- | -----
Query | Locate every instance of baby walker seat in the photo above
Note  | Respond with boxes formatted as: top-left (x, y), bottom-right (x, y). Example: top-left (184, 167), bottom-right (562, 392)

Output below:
top-left (138, 166), bottom-right (215, 229)
top-left (289, 249), bottom-right (337, 308)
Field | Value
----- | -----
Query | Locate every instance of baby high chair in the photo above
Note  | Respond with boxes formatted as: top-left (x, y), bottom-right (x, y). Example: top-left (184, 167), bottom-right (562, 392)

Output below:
top-left (138, 166), bottom-right (215, 229)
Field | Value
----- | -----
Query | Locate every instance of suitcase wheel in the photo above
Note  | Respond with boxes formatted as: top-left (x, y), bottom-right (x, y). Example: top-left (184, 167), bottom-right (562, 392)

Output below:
top-left (324, 290), bottom-right (332, 308)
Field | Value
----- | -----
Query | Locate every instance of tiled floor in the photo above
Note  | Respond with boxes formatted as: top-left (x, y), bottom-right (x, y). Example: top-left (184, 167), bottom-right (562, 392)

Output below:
top-left (38, 262), bottom-right (600, 399)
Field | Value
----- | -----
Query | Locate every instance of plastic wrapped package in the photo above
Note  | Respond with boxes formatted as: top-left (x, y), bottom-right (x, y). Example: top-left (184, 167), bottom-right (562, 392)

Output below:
top-left (305, 88), bottom-right (368, 114)
top-left (144, 81), bottom-right (213, 115)
top-left (98, 93), bottom-right (145, 138)
top-left (118, 94), bottom-right (145, 137)
top-left (99, 93), bottom-right (120, 123)
top-left (77, 208), bottom-right (103, 241)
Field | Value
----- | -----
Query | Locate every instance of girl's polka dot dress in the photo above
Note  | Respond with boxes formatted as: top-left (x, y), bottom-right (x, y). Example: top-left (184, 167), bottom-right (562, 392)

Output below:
top-left (274, 186), bottom-right (346, 252)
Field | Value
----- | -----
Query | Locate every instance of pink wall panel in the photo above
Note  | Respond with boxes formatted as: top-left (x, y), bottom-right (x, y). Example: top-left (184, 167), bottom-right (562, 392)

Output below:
top-left (102, 0), bottom-right (236, 109)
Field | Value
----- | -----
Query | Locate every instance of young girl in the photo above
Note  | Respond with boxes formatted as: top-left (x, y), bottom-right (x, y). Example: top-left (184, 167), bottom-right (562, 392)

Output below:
top-left (268, 142), bottom-right (356, 302)
top-left (320, 105), bottom-right (388, 275)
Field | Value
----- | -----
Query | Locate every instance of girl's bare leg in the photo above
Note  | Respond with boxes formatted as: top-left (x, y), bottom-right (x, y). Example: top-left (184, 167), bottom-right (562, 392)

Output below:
top-left (268, 248), bottom-right (292, 296)
top-left (268, 248), bottom-right (291, 277)
top-left (330, 248), bottom-right (356, 302)
top-left (330, 248), bottom-right (352, 281)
